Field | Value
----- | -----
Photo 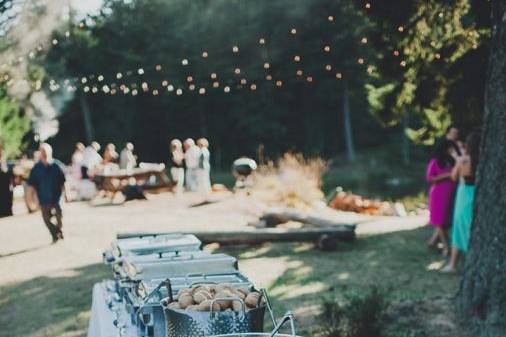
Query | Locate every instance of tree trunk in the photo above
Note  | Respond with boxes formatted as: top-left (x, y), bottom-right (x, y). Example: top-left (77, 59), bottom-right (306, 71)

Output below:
top-left (402, 110), bottom-right (410, 166)
top-left (342, 80), bottom-right (356, 162)
top-left (458, 2), bottom-right (506, 336)
top-left (80, 93), bottom-right (94, 143)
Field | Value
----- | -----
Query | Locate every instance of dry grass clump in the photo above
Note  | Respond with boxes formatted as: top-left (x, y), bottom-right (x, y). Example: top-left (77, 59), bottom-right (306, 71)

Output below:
top-left (252, 153), bottom-right (326, 209)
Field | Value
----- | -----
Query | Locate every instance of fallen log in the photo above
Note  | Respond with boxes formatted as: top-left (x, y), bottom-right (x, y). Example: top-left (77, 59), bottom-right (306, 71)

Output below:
top-left (257, 207), bottom-right (358, 228)
top-left (117, 225), bottom-right (356, 248)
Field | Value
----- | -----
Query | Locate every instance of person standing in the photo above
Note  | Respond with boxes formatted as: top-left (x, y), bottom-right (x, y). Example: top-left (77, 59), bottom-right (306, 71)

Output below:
top-left (0, 143), bottom-right (14, 217)
top-left (426, 139), bottom-right (457, 256)
top-left (197, 138), bottom-right (211, 198)
top-left (441, 131), bottom-right (481, 273)
top-left (27, 143), bottom-right (68, 243)
top-left (120, 142), bottom-right (137, 170)
top-left (81, 141), bottom-right (102, 179)
top-left (169, 139), bottom-right (184, 194)
top-left (183, 138), bottom-right (200, 192)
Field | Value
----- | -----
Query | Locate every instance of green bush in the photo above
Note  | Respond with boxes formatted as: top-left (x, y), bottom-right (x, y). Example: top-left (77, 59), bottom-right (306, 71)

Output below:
top-left (313, 287), bottom-right (387, 337)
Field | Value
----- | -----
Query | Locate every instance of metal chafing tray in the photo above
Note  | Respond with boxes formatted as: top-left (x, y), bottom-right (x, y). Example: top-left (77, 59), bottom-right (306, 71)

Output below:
top-left (109, 233), bottom-right (202, 260)
top-left (120, 252), bottom-right (238, 281)
top-left (124, 272), bottom-right (253, 337)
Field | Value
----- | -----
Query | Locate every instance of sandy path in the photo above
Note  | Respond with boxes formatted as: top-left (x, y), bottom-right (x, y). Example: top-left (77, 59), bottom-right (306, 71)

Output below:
top-left (0, 192), bottom-right (427, 287)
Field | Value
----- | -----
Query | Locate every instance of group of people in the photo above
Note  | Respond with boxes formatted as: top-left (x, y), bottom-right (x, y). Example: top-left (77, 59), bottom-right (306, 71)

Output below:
top-left (169, 138), bottom-right (211, 196)
top-left (426, 126), bottom-right (481, 273)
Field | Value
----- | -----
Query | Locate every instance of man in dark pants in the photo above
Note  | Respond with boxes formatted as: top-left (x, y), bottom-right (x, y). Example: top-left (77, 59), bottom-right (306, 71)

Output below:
top-left (28, 143), bottom-right (68, 243)
top-left (0, 144), bottom-right (14, 218)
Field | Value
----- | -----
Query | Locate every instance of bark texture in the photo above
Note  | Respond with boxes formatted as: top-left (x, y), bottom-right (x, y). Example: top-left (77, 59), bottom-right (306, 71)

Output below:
top-left (458, 2), bottom-right (506, 336)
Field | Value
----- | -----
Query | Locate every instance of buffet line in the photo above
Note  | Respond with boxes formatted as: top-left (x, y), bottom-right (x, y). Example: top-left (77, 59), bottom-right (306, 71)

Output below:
top-left (90, 233), bottom-right (303, 337)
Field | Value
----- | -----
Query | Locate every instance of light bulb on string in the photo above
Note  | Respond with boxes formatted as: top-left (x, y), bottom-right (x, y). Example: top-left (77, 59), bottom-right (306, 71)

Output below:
top-left (400, 60), bottom-right (407, 67)
top-left (325, 65), bottom-right (332, 71)
top-left (398, 26), bottom-right (404, 32)
top-left (393, 50), bottom-right (400, 56)
top-left (250, 84), bottom-right (257, 91)
top-left (98, 75), bottom-right (104, 82)
top-left (202, 51), bottom-right (208, 58)
top-left (232, 46), bottom-right (239, 53)
top-left (263, 62), bottom-right (270, 69)
top-left (110, 89), bottom-right (117, 95)
top-left (357, 58), bottom-right (365, 64)
top-left (324, 45), bottom-right (331, 52)
top-left (162, 80), bottom-right (168, 87)
top-left (224, 86), bottom-right (231, 93)
top-left (328, 16), bottom-right (334, 22)
top-left (92, 87), bottom-right (98, 93)
top-left (81, 77), bottom-right (87, 84)
top-left (213, 81), bottom-right (219, 88)
top-left (176, 89), bottom-right (183, 96)
top-left (182, 59), bottom-right (189, 66)
top-left (199, 88), bottom-right (206, 95)
top-left (124, 87), bottom-right (130, 94)
top-left (365, 3), bottom-right (371, 9)
top-left (187, 76), bottom-right (193, 82)
top-left (294, 55), bottom-right (301, 62)
top-left (259, 38), bottom-right (266, 45)
top-left (138, 68), bottom-right (144, 75)
top-left (211, 73), bottom-right (217, 79)
top-left (52, 39), bottom-right (58, 45)
top-left (306, 76), bottom-right (313, 83)
top-left (155, 64), bottom-right (162, 71)
top-left (116, 73), bottom-right (123, 79)
top-left (84, 86), bottom-right (90, 92)
top-left (361, 37), bottom-right (368, 44)
top-left (65, 31), bottom-right (70, 37)
top-left (296, 70), bottom-right (303, 76)
top-left (435, 53), bottom-right (441, 59)
top-left (367, 66), bottom-right (374, 74)
top-left (189, 84), bottom-right (195, 91)
top-left (168, 85), bottom-right (174, 92)
top-left (234, 68), bottom-right (241, 75)
top-left (102, 85), bottom-right (110, 93)
top-left (142, 82), bottom-right (148, 91)
top-left (275, 80), bottom-right (283, 87)
top-left (153, 89), bottom-right (159, 96)
top-left (132, 89), bottom-right (138, 96)
top-left (240, 78), bottom-right (247, 85)
top-left (336, 72), bottom-right (343, 79)
top-left (290, 28), bottom-right (297, 35)
top-left (266, 75), bottom-right (272, 81)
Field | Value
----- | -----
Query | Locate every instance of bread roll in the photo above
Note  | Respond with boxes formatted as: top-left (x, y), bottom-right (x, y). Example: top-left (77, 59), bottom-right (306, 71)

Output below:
top-left (193, 290), bottom-right (213, 304)
top-left (178, 293), bottom-right (194, 309)
top-left (244, 292), bottom-right (261, 308)
top-left (197, 299), bottom-right (221, 311)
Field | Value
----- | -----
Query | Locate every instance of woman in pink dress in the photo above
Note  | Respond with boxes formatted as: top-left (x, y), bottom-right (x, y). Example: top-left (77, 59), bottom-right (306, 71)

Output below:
top-left (426, 138), bottom-right (457, 255)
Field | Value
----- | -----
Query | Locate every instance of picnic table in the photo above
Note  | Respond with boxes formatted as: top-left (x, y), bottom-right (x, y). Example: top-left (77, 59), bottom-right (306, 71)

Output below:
top-left (93, 163), bottom-right (173, 194)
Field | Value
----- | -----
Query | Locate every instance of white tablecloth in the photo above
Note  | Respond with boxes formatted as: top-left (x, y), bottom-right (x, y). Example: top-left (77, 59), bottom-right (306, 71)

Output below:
top-left (87, 281), bottom-right (138, 337)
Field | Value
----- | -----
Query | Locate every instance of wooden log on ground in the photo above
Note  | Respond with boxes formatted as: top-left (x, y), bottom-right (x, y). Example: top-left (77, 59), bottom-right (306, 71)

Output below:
top-left (117, 225), bottom-right (356, 247)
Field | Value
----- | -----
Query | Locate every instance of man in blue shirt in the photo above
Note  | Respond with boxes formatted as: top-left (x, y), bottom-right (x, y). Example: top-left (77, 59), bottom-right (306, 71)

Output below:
top-left (28, 143), bottom-right (68, 243)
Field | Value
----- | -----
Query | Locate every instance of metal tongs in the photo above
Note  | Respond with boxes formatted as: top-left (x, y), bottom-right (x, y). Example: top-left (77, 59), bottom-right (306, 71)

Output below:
top-left (268, 311), bottom-right (296, 337)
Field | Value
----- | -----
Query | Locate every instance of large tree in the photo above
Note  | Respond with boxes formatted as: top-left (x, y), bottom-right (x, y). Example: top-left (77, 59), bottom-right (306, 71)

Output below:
top-left (458, 1), bottom-right (506, 336)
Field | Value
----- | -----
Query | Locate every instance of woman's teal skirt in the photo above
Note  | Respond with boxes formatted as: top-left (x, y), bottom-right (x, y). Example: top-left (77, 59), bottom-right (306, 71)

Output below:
top-left (451, 182), bottom-right (475, 252)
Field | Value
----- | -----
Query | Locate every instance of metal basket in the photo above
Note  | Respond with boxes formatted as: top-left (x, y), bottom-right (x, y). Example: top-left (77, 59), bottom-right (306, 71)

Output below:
top-left (162, 289), bottom-right (273, 337)
top-left (209, 312), bottom-right (304, 337)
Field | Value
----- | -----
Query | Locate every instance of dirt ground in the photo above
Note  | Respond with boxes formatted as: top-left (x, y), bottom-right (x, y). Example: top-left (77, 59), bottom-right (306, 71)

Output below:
top-left (0, 192), bottom-right (463, 337)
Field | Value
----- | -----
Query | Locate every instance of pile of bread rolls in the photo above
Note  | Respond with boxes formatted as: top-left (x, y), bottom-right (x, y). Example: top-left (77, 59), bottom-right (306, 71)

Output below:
top-left (165, 283), bottom-right (264, 312)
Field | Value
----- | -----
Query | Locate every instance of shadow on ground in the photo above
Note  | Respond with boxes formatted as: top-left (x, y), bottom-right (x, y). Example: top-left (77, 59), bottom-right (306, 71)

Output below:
top-left (0, 263), bottom-right (109, 337)
top-left (222, 226), bottom-right (463, 337)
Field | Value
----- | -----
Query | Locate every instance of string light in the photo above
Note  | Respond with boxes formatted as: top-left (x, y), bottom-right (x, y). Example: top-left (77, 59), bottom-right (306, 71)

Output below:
top-left (116, 73), bottom-right (123, 79)
top-left (435, 53), bottom-right (441, 59)
top-left (189, 84), bottom-right (195, 91)
top-left (186, 76), bottom-right (193, 82)
top-left (132, 89), bottom-right (138, 96)
top-left (199, 88), bottom-right (206, 95)
top-left (240, 78), bottom-right (247, 85)
top-left (98, 75), bottom-right (104, 82)
top-left (232, 46), bottom-right (239, 53)
top-left (290, 28), bottom-right (297, 35)
top-left (181, 59), bottom-right (189, 66)
top-left (275, 80), bottom-right (283, 87)
top-left (296, 70), bottom-right (303, 76)
top-left (138, 68), bottom-right (144, 75)
top-left (294, 55), bottom-right (301, 62)
top-left (176, 88), bottom-right (183, 95)
top-left (212, 81), bottom-right (219, 88)
top-left (250, 84), bottom-right (257, 91)
top-left (325, 65), bottom-right (332, 71)
top-left (393, 50), bottom-right (400, 56)
top-left (365, 3), bottom-right (371, 9)
top-left (328, 16), bottom-right (334, 22)
top-left (361, 37), bottom-right (368, 44)
top-left (259, 38), bottom-right (266, 45)
top-left (358, 58), bottom-right (365, 64)
top-left (336, 72), bottom-right (343, 79)
top-left (155, 64), bottom-right (162, 71)
top-left (266, 75), bottom-right (272, 81)
top-left (397, 26), bottom-right (404, 32)
top-left (202, 51), bottom-right (208, 58)
top-left (210, 73), bottom-right (217, 79)
top-left (400, 60), bottom-right (407, 67)
top-left (263, 62), bottom-right (270, 69)
top-left (234, 68), bottom-right (241, 75)
top-left (162, 80), bottom-right (168, 86)
top-left (152, 89), bottom-right (159, 96)
top-left (224, 86), bottom-right (230, 93)
top-left (167, 85), bottom-right (174, 92)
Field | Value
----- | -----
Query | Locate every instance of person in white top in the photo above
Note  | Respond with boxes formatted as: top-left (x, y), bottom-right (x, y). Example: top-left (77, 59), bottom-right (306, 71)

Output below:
top-left (71, 142), bottom-right (85, 180)
top-left (196, 138), bottom-right (211, 198)
top-left (169, 139), bottom-right (185, 194)
top-left (183, 138), bottom-right (200, 192)
top-left (119, 142), bottom-right (137, 170)
top-left (81, 141), bottom-right (102, 179)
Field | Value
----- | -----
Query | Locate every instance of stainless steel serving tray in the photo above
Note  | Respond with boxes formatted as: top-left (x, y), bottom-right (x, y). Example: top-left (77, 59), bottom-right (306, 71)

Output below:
top-left (111, 233), bottom-right (202, 259)
top-left (121, 252), bottom-right (238, 280)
